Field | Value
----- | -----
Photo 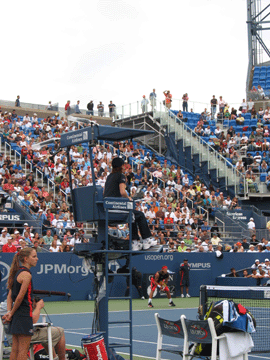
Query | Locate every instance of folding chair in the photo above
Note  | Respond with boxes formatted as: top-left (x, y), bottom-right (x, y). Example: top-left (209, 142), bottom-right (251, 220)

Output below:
top-left (0, 315), bottom-right (54, 360)
top-left (29, 315), bottom-right (54, 360)
top-left (155, 313), bottom-right (184, 360)
top-left (180, 315), bottom-right (249, 360)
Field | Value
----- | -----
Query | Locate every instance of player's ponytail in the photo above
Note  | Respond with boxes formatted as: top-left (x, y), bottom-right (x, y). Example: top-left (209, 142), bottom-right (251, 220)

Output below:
top-left (7, 248), bottom-right (34, 290)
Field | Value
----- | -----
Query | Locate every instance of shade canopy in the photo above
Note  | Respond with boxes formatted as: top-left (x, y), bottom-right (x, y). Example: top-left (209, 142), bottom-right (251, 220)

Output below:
top-left (60, 124), bottom-right (153, 147)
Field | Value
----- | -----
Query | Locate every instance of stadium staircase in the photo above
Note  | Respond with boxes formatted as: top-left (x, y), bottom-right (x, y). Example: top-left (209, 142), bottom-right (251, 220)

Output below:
top-left (155, 110), bottom-right (246, 198)
top-left (215, 206), bottom-right (270, 242)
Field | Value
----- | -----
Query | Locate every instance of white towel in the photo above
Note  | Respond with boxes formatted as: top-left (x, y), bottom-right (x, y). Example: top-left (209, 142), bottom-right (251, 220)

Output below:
top-left (219, 332), bottom-right (254, 360)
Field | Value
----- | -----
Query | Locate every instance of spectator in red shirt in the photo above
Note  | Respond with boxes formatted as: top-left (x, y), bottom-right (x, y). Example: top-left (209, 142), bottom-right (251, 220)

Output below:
top-left (2, 237), bottom-right (17, 253)
top-left (65, 100), bottom-right (71, 117)
top-left (2, 179), bottom-right (14, 192)
top-left (60, 178), bottom-right (69, 190)
top-left (163, 90), bottom-right (172, 109)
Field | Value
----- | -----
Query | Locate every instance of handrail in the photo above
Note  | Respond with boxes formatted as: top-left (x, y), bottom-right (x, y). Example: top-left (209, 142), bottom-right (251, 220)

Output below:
top-left (11, 193), bottom-right (42, 229)
top-left (215, 216), bottom-right (225, 237)
top-left (197, 206), bottom-right (209, 223)
top-left (0, 138), bottom-right (68, 204)
top-left (0, 99), bottom-right (58, 111)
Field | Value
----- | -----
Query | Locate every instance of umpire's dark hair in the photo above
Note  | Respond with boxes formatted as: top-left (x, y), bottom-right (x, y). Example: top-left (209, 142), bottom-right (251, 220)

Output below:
top-left (112, 157), bottom-right (124, 169)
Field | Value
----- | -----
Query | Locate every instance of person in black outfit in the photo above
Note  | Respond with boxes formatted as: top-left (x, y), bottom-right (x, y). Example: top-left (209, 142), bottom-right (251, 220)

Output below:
top-left (241, 237), bottom-right (250, 250)
top-left (103, 157), bottom-right (156, 250)
top-left (179, 259), bottom-right (191, 298)
top-left (118, 263), bottom-right (145, 299)
top-left (148, 265), bottom-right (175, 307)
top-left (3, 248), bottom-right (38, 360)
top-left (228, 267), bottom-right (240, 277)
top-left (211, 222), bottom-right (220, 238)
top-left (87, 100), bottom-right (94, 115)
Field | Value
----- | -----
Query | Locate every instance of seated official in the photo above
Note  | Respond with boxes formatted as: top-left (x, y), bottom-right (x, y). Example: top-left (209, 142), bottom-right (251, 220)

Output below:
top-left (31, 298), bottom-right (66, 360)
top-left (103, 157), bottom-right (157, 250)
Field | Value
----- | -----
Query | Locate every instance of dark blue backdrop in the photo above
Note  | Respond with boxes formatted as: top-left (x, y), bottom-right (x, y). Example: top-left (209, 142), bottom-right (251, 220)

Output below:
top-left (0, 252), bottom-right (267, 302)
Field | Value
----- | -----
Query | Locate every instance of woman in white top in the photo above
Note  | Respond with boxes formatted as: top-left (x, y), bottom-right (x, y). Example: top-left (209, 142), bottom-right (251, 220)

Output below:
top-left (49, 239), bottom-right (59, 252)
top-left (240, 99), bottom-right (247, 113)
top-left (257, 85), bottom-right (265, 99)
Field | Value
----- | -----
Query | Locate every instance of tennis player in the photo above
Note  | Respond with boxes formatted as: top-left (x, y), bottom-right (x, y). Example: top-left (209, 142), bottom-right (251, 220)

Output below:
top-left (3, 248), bottom-right (38, 360)
top-left (148, 265), bottom-right (175, 308)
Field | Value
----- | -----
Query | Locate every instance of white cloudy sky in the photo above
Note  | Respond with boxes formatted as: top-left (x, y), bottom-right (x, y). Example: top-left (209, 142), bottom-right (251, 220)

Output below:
top-left (2, 0), bottom-right (270, 113)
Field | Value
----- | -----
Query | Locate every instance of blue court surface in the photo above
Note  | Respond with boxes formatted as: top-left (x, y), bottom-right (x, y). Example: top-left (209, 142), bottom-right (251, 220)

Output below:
top-left (47, 307), bottom-right (270, 360)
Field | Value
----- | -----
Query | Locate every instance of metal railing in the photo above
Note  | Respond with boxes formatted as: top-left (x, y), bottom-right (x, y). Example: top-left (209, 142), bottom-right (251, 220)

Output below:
top-left (215, 216), bottom-right (225, 236)
top-left (0, 139), bottom-right (69, 203)
top-left (0, 99), bottom-right (59, 111)
top-left (158, 109), bottom-right (248, 195)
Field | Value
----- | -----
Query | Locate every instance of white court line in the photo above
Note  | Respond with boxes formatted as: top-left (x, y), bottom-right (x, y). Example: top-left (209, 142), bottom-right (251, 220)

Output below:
top-left (65, 324), bottom-right (156, 331)
top-left (109, 336), bottom-right (179, 347)
top-left (65, 331), bottom-right (179, 347)
top-left (249, 355), bottom-right (270, 359)
top-left (49, 307), bottom-right (197, 316)
top-left (66, 345), bottom-right (159, 360)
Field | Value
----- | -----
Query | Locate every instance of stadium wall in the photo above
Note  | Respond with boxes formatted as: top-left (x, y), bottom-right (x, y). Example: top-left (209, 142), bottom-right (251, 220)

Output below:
top-left (0, 253), bottom-right (267, 302)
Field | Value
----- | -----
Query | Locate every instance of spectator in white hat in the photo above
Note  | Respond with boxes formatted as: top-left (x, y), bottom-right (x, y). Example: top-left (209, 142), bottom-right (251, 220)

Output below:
top-left (247, 217), bottom-right (256, 236)
top-left (0, 229), bottom-right (8, 245)
top-left (247, 244), bottom-right (258, 253)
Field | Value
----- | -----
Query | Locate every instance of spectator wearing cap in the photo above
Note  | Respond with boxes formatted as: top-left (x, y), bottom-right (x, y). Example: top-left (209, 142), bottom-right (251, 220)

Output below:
top-left (211, 233), bottom-right (222, 246)
top-left (264, 243), bottom-right (270, 253)
top-left (2, 237), bottom-right (17, 252)
top-left (0, 229), bottom-right (8, 245)
top-left (201, 238), bottom-right (210, 252)
top-left (141, 95), bottom-right (149, 113)
top-left (248, 217), bottom-right (256, 236)
top-left (264, 258), bottom-right (270, 270)
top-left (247, 244), bottom-right (257, 253)
top-left (178, 241), bottom-right (187, 252)
top-left (231, 242), bottom-right (244, 253)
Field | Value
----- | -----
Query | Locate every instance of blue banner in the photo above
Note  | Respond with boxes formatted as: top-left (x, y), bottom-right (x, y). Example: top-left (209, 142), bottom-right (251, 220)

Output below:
top-left (0, 252), bottom-right (267, 302)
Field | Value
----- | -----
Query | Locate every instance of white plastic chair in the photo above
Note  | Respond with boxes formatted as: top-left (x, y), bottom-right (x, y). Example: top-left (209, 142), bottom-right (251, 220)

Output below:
top-left (180, 314), bottom-right (249, 360)
top-left (0, 314), bottom-right (53, 360)
top-left (155, 312), bottom-right (184, 360)
top-left (29, 314), bottom-right (54, 360)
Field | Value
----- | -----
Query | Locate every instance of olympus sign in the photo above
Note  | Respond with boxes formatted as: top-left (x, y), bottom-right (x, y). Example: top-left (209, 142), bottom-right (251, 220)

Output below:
top-left (189, 263), bottom-right (211, 269)
top-left (0, 214), bottom-right (21, 221)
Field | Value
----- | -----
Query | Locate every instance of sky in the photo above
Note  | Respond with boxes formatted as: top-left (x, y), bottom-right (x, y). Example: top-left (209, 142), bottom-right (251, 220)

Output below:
top-left (2, 0), bottom-right (270, 114)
